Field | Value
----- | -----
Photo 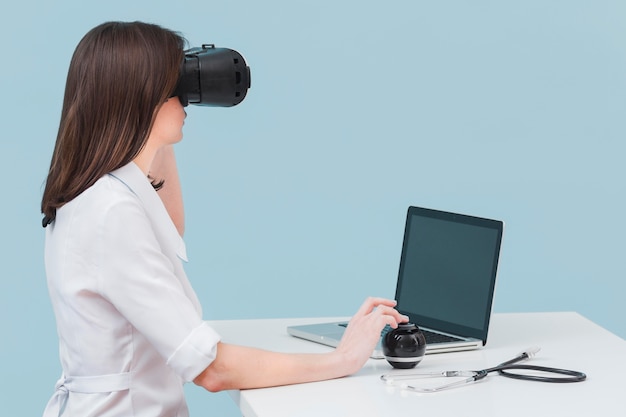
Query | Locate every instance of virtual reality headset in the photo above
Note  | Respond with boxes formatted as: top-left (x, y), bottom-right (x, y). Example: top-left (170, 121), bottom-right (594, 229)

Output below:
top-left (172, 44), bottom-right (251, 107)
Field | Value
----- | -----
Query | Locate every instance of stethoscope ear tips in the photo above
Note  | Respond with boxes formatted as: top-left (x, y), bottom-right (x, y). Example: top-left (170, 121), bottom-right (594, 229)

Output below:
top-left (382, 323), bottom-right (427, 369)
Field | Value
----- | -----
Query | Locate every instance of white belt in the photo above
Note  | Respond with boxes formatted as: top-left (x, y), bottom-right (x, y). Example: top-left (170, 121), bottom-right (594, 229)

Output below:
top-left (42, 372), bottom-right (131, 417)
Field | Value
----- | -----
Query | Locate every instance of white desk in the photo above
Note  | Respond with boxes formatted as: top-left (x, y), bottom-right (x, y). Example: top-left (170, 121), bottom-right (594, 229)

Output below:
top-left (207, 313), bottom-right (626, 417)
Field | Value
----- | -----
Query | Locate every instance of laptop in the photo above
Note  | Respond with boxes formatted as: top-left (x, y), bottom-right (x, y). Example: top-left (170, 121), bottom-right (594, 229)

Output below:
top-left (287, 205), bottom-right (504, 358)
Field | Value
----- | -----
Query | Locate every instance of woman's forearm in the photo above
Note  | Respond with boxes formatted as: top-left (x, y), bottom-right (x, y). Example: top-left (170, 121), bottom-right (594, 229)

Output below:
top-left (193, 343), bottom-right (355, 392)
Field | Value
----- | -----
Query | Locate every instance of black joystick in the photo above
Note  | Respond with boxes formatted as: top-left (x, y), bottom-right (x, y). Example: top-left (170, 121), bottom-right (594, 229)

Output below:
top-left (382, 322), bottom-right (427, 369)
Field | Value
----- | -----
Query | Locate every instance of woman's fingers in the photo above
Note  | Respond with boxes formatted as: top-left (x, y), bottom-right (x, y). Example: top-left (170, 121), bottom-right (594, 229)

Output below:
top-left (372, 304), bottom-right (409, 328)
top-left (354, 296), bottom-right (398, 317)
top-left (353, 297), bottom-right (408, 328)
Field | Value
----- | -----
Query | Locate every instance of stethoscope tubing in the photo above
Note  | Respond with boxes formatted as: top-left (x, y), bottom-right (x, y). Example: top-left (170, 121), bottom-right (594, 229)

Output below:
top-left (494, 364), bottom-right (586, 383)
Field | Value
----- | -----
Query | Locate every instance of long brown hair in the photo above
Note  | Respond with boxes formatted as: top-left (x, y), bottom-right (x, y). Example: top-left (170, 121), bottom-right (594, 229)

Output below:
top-left (41, 21), bottom-right (186, 227)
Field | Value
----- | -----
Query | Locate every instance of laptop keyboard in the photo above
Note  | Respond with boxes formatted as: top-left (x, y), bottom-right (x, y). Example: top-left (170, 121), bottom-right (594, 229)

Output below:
top-left (380, 325), bottom-right (463, 343)
top-left (340, 323), bottom-right (463, 344)
top-left (419, 328), bottom-right (463, 344)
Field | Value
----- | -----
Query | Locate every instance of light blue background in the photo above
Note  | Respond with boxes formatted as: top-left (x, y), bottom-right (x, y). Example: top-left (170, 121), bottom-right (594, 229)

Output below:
top-left (1, 1), bottom-right (624, 416)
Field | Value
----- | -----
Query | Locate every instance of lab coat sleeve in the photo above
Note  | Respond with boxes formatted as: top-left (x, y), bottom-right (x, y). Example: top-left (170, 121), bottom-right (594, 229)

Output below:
top-left (96, 195), bottom-right (220, 382)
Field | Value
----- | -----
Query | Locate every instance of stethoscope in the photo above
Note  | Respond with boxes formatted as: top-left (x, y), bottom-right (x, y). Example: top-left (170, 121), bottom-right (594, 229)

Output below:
top-left (380, 347), bottom-right (586, 393)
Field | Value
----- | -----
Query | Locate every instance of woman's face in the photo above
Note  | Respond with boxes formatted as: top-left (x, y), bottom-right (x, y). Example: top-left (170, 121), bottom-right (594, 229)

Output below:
top-left (149, 97), bottom-right (187, 147)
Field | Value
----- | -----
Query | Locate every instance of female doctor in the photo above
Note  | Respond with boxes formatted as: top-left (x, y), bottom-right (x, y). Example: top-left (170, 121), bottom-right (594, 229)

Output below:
top-left (40, 21), bottom-right (407, 417)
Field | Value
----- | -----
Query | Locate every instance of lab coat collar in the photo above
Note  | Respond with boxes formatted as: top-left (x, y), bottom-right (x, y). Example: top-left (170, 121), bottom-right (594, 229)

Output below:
top-left (109, 162), bottom-right (188, 262)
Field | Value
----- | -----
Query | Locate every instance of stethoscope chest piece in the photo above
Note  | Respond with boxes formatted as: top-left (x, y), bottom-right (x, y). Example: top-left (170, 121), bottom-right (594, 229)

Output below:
top-left (382, 323), bottom-right (427, 369)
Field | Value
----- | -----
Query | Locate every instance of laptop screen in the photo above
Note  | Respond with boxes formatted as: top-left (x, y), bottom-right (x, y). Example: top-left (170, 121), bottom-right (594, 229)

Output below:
top-left (395, 206), bottom-right (504, 343)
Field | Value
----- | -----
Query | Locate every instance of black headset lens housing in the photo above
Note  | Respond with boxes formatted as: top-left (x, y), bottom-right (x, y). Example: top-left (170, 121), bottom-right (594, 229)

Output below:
top-left (172, 44), bottom-right (251, 107)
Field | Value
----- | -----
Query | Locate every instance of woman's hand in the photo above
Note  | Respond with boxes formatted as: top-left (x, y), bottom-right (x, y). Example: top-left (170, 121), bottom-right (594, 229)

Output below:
top-left (334, 297), bottom-right (409, 374)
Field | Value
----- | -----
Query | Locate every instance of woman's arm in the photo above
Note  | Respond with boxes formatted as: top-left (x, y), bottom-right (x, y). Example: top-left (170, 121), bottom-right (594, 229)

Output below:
top-left (150, 145), bottom-right (185, 236)
top-left (193, 297), bottom-right (408, 392)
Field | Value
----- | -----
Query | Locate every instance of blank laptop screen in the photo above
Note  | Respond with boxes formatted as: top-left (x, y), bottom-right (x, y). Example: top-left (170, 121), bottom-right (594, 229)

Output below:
top-left (395, 207), bottom-right (503, 341)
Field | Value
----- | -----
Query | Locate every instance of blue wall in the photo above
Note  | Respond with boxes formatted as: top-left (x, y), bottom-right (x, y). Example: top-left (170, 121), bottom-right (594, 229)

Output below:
top-left (1, 1), bottom-right (624, 415)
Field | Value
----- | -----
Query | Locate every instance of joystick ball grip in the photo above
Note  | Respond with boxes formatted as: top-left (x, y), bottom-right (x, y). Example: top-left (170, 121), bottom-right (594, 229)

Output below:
top-left (382, 323), bottom-right (427, 369)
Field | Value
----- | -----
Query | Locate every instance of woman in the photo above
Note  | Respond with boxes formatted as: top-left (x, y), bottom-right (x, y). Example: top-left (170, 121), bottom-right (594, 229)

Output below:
top-left (41, 21), bottom-right (407, 417)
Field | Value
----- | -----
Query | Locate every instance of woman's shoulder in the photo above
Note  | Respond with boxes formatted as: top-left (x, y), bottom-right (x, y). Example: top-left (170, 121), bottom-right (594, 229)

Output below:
top-left (58, 169), bottom-right (144, 227)
top-left (55, 162), bottom-right (173, 244)
top-left (86, 171), bottom-right (141, 207)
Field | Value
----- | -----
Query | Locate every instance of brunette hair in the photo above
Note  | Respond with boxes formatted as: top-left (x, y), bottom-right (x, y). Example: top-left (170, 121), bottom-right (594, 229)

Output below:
top-left (41, 21), bottom-right (186, 227)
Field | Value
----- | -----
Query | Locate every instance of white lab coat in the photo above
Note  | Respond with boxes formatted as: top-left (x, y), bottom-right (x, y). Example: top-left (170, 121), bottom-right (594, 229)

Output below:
top-left (42, 162), bottom-right (221, 417)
